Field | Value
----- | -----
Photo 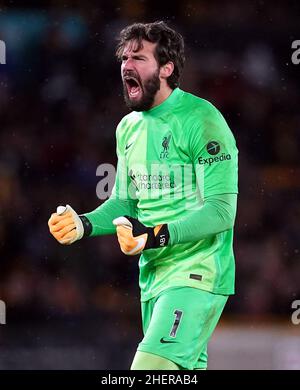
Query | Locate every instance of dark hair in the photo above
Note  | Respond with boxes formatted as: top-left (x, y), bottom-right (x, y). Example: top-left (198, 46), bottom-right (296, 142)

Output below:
top-left (116, 21), bottom-right (185, 89)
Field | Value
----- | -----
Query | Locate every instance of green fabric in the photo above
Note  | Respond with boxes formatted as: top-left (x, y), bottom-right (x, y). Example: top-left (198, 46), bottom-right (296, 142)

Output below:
top-left (168, 193), bottom-right (237, 244)
top-left (115, 88), bottom-right (238, 300)
top-left (85, 87), bottom-right (238, 300)
top-left (130, 351), bottom-right (179, 370)
top-left (138, 287), bottom-right (228, 370)
top-left (84, 197), bottom-right (137, 237)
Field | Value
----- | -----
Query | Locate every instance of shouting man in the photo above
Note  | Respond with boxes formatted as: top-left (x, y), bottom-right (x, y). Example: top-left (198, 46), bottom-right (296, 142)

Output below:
top-left (48, 21), bottom-right (238, 370)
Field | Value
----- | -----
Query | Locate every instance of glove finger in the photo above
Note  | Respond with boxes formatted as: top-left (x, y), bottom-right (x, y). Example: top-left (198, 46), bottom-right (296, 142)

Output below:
top-left (118, 232), bottom-right (147, 255)
top-left (48, 211), bottom-right (73, 227)
top-left (48, 213), bottom-right (60, 227)
top-left (116, 225), bottom-right (132, 237)
top-left (118, 236), bottom-right (137, 254)
top-left (116, 226), bottom-right (136, 253)
top-left (59, 230), bottom-right (77, 245)
top-left (116, 226), bottom-right (143, 252)
top-left (117, 234), bottom-right (134, 248)
top-left (55, 223), bottom-right (76, 240)
top-left (50, 216), bottom-right (75, 233)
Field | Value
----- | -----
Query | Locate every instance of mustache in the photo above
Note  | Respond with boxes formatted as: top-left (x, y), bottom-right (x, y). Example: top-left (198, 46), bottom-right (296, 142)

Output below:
top-left (123, 71), bottom-right (142, 84)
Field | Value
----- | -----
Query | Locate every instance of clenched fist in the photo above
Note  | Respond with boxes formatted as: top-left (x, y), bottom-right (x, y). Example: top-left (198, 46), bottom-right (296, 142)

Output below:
top-left (48, 204), bottom-right (84, 245)
top-left (112, 216), bottom-right (169, 255)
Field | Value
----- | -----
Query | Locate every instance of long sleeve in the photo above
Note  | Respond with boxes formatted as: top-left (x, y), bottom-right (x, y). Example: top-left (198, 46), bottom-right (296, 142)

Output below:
top-left (168, 193), bottom-right (237, 245)
top-left (83, 197), bottom-right (138, 237)
top-left (167, 102), bottom-right (238, 245)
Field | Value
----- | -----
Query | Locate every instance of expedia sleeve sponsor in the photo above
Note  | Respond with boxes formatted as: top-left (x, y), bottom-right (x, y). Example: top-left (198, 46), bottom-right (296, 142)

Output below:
top-left (188, 107), bottom-right (239, 198)
top-left (197, 139), bottom-right (234, 169)
top-left (198, 147), bottom-right (232, 166)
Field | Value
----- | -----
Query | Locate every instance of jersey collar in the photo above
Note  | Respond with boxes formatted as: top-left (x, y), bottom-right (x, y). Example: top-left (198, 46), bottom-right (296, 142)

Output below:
top-left (141, 87), bottom-right (183, 117)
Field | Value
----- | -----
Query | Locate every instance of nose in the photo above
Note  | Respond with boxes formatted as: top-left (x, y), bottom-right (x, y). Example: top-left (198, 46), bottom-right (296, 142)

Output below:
top-left (122, 57), bottom-right (134, 72)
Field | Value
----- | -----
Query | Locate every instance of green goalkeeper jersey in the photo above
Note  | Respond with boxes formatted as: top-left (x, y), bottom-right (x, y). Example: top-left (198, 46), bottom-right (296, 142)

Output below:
top-left (113, 87), bottom-right (238, 301)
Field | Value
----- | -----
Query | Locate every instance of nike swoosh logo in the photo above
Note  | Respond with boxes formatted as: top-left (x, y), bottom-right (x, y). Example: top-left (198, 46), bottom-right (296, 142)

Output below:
top-left (160, 337), bottom-right (177, 344)
top-left (125, 142), bottom-right (134, 151)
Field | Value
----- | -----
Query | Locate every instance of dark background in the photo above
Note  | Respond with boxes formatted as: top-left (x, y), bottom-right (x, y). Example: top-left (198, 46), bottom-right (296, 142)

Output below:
top-left (0, 0), bottom-right (299, 369)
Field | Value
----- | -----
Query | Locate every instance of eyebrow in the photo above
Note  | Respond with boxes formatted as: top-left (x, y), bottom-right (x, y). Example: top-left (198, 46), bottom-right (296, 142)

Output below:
top-left (122, 54), bottom-right (148, 60)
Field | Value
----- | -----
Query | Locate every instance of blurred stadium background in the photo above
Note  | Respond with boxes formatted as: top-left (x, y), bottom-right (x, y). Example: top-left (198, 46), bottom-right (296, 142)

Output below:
top-left (0, 0), bottom-right (299, 369)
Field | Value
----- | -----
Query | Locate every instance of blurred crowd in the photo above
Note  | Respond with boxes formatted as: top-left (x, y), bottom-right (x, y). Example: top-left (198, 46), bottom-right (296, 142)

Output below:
top-left (0, 0), bottom-right (299, 367)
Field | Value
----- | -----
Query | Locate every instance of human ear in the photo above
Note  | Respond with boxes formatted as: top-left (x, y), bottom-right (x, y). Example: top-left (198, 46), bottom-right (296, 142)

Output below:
top-left (160, 61), bottom-right (174, 79)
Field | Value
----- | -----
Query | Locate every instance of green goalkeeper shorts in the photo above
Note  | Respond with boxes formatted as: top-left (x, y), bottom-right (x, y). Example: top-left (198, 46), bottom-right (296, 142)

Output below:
top-left (137, 287), bottom-right (228, 370)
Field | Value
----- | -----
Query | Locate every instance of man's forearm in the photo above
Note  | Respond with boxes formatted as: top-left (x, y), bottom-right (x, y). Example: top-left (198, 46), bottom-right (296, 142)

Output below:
top-left (168, 193), bottom-right (237, 245)
top-left (112, 193), bottom-right (237, 255)
top-left (83, 197), bottom-right (138, 237)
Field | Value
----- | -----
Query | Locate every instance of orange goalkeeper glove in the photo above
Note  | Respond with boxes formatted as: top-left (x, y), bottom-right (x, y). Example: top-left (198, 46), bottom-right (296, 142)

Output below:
top-left (48, 204), bottom-right (91, 245)
top-left (113, 216), bottom-right (169, 255)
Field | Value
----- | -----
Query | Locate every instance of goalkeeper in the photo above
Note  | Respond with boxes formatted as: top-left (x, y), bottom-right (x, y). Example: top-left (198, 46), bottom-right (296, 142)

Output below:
top-left (48, 21), bottom-right (238, 370)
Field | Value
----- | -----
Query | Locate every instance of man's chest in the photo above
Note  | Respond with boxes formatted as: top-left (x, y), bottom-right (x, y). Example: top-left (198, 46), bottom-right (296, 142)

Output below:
top-left (124, 122), bottom-right (190, 167)
top-left (123, 121), bottom-right (195, 198)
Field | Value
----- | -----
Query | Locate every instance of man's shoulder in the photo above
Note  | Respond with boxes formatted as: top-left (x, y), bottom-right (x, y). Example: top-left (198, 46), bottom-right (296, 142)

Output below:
top-left (118, 111), bottom-right (142, 127)
top-left (180, 90), bottom-right (220, 117)
top-left (179, 91), bottom-right (234, 140)
top-left (116, 111), bottom-right (142, 139)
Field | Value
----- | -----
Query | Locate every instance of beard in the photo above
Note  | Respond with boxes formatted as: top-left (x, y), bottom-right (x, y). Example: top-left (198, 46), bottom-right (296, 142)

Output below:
top-left (123, 69), bottom-right (161, 112)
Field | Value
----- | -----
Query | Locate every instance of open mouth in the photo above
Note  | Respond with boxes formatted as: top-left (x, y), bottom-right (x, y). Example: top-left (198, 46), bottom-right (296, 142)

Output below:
top-left (124, 76), bottom-right (142, 98)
